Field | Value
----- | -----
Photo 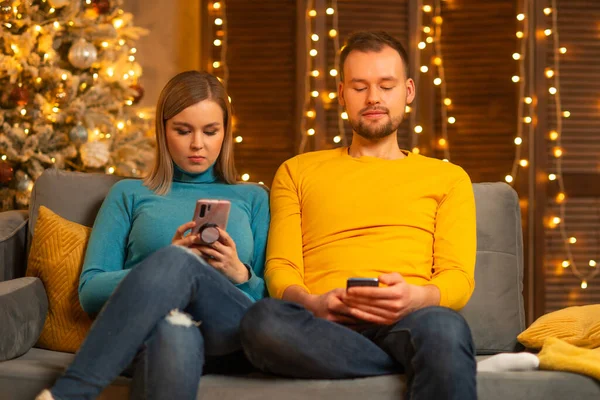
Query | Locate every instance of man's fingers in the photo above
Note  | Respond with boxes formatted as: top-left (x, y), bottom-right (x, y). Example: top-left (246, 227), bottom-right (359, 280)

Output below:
top-left (343, 297), bottom-right (403, 312)
top-left (346, 303), bottom-right (400, 320)
top-left (378, 272), bottom-right (404, 286)
top-left (346, 286), bottom-right (403, 300)
top-left (348, 308), bottom-right (396, 325)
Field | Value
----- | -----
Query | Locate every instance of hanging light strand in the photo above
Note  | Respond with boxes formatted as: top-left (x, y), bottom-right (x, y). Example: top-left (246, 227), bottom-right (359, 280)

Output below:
top-left (433, 0), bottom-right (450, 161)
top-left (547, 1), bottom-right (597, 288)
top-left (331, 0), bottom-right (347, 147)
top-left (299, 0), bottom-right (315, 153)
top-left (219, 1), bottom-right (229, 89)
top-left (506, 4), bottom-right (530, 185)
top-left (410, 1), bottom-right (425, 153)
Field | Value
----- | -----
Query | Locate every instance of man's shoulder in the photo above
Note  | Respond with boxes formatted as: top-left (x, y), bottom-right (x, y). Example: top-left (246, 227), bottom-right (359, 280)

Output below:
top-left (285, 148), bottom-right (343, 166)
top-left (410, 153), bottom-right (470, 181)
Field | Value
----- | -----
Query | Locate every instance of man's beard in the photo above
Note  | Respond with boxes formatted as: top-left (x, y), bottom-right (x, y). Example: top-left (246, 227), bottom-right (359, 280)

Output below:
top-left (348, 110), bottom-right (404, 140)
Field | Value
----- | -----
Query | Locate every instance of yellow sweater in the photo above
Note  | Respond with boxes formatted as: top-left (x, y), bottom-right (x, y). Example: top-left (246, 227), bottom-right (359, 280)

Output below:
top-left (265, 147), bottom-right (476, 310)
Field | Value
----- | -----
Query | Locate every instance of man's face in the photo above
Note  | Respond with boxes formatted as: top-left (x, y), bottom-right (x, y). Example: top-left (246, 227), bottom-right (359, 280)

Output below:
top-left (339, 46), bottom-right (415, 140)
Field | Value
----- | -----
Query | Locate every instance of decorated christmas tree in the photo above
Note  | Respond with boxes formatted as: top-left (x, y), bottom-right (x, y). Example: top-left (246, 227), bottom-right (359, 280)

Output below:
top-left (0, 0), bottom-right (155, 211)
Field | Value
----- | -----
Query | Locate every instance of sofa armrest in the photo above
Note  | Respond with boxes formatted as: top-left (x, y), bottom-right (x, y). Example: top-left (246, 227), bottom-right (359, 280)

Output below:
top-left (0, 210), bottom-right (28, 282)
top-left (0, 277), bottom-right (48, 361)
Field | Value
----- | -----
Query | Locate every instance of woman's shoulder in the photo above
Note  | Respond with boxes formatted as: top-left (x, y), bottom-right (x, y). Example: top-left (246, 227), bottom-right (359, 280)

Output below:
top-left (228, 182), bottom-right (269, 205)
top-left (109, 178), bottom-right (146, 192)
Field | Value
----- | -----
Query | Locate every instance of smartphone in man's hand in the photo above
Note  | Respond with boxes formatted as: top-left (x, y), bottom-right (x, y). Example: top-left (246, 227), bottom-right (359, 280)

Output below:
top-left (346, 277), bottom-right (379, 289)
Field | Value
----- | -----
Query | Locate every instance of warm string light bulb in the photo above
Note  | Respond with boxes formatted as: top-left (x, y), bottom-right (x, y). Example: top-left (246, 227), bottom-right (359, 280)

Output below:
top-left (543, 4), bottom-right (594, 287)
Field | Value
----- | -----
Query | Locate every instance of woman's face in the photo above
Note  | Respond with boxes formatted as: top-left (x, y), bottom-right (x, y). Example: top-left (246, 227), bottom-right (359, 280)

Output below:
top-left (165, 100), bottom-right (225, 174)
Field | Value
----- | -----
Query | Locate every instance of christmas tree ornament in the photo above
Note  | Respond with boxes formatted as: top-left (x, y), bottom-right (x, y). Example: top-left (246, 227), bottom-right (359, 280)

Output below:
top-left (48, 0), bottom-right (71, 8)
top-left (0, 161), bottom-right (14, 185)
top-left (0, 1), bottom-right (12, 21)
top-left (69, 124), bottom-right (89, 144)
top-left (15, 172), bottom-right (32, 192)
top-left (80, 140), bottom-right (110, 168)
top-left (68, 39), bottom-right (98, 69)
top-left (10, 85), bottom-right (29, 106)
top-left (129, 83), bottom-right (145, 104)
top-left (92, 0), bottom-right (110, 15)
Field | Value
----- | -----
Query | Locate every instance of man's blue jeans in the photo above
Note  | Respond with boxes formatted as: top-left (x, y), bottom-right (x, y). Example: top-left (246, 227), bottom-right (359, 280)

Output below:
top-left (51, 246), bottom-right (254, 400)
top-left (240, 298), bottom-right (477, 400)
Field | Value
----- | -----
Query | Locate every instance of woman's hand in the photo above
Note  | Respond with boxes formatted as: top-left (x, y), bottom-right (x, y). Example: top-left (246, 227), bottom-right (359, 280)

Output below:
top-left (171, 221), bottom-right (202, 255)
top-left (195, 228), bottom-right (249, 284)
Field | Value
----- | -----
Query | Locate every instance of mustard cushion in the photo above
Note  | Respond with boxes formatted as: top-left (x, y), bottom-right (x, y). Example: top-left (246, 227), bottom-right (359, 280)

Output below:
top-left (26, 206), bottom-right (93, 353)
top-left (517, 305), bottom-right (600, 350)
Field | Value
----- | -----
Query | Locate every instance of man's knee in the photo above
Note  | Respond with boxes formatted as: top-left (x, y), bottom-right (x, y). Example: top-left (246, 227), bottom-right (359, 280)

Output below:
top-left (405, 306), bottom-right (475, 358)
top-left (240, 299), bottom-right (282, 341)
top-left (240, 298), bottom-right (302, 351)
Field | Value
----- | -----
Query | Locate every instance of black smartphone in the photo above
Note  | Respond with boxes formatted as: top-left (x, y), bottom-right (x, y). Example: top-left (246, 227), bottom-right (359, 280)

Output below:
top-left (346, 277), bottom-right (379, 289)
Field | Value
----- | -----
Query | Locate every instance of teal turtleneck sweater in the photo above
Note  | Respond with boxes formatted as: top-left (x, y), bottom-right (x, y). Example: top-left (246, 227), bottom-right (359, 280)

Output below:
top-left (78, 165), bottom-right (270, 314)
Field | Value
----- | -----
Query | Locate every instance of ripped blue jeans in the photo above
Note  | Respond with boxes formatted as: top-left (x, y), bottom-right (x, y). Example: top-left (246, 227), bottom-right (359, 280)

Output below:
top-left (50, 246), bottom-right (254, 400)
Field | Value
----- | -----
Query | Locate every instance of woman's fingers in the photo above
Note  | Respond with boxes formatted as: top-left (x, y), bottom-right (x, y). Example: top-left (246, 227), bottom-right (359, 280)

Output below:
top-left (172, 221), bottom-right (196, 241)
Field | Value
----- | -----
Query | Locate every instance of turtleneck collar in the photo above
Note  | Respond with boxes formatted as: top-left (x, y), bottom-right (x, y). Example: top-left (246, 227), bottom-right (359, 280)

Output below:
top-left (172, 163), bottom-right (219, 184)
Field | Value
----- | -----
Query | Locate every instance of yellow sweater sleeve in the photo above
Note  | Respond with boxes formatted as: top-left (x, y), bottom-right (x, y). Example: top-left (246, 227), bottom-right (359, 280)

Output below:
top-left (264, 158), bottom-right (310, 298)
top-left (429, 174), bottom-right (476, 310)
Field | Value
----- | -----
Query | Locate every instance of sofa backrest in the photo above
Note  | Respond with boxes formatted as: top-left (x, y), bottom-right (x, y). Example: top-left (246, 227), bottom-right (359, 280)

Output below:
top-left (27, 169), bottom-right (525, 354)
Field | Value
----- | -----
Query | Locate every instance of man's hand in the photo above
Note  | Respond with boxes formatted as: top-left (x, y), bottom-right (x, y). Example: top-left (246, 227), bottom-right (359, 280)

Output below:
top-left (283, 286), bottom-right (359, 324)
top-left (342, 272), bottom-right (441, 325)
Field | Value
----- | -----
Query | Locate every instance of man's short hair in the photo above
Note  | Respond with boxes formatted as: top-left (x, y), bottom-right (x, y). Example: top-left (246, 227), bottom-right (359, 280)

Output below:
top-left (339, 31), bottom-right (410, 81)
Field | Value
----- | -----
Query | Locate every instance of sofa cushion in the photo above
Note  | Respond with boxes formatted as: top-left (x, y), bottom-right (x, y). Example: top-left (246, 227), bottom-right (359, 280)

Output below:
top-left (25, 206), bottom-right (93, 353)
top-left (518, 304), bottom-right (600, 349)
top-left (0, 277), bottom-right (48, 361)
top-left (459, 183), bottom-right (526, 354)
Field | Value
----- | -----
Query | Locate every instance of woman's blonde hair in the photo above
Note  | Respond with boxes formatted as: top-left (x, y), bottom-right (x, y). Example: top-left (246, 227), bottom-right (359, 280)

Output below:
top-left (143, 71), bottom-right (237, 194)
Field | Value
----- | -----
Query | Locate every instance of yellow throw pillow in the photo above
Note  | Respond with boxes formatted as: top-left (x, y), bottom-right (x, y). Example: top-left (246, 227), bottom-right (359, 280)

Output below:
top-left (517, 305), bottom-right (600, 350)
top-left (26, 206), bottom-right (93, 353)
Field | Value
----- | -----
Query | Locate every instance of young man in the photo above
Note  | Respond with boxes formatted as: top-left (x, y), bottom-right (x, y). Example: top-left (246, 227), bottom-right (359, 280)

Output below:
top-left (240, 31), bottom-right (477, 400)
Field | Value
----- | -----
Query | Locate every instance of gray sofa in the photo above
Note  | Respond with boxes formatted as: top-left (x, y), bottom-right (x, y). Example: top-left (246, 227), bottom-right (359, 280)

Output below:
top-left (0, 168), bottom-right (599, 400)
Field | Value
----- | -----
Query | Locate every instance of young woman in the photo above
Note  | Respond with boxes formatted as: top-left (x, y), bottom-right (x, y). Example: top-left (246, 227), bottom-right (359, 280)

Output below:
top-left (37, 71), bottom-right (269, 400)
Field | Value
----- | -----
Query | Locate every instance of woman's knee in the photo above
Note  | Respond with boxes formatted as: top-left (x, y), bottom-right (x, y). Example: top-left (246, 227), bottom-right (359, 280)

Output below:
top-left (148, 312), bottom-right (204, 358)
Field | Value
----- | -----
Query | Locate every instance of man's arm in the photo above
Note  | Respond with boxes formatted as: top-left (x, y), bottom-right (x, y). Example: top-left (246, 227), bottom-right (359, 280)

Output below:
top-left (428, 173), bottom-right (476, 310)
top-left (264, 159), bottom-right (311, 298)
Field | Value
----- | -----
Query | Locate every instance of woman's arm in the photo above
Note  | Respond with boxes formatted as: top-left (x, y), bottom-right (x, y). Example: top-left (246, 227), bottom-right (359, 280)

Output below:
top-left (78, 181), bottom-right (134, 314)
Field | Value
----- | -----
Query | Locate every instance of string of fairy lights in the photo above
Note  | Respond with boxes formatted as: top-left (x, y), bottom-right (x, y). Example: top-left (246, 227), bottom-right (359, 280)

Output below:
top-left (505, 3), bottom-right (531, 185)
top-left (506, 2), bottom-right (596, 289)
top-left (208, 1), bottom-right (253, 183)
top-left (299, 1), bottom-right (342, 153)
top-left (546, 0), bottom-right (597, 289)
top-left (412, 1), bottom-right (453, 161)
